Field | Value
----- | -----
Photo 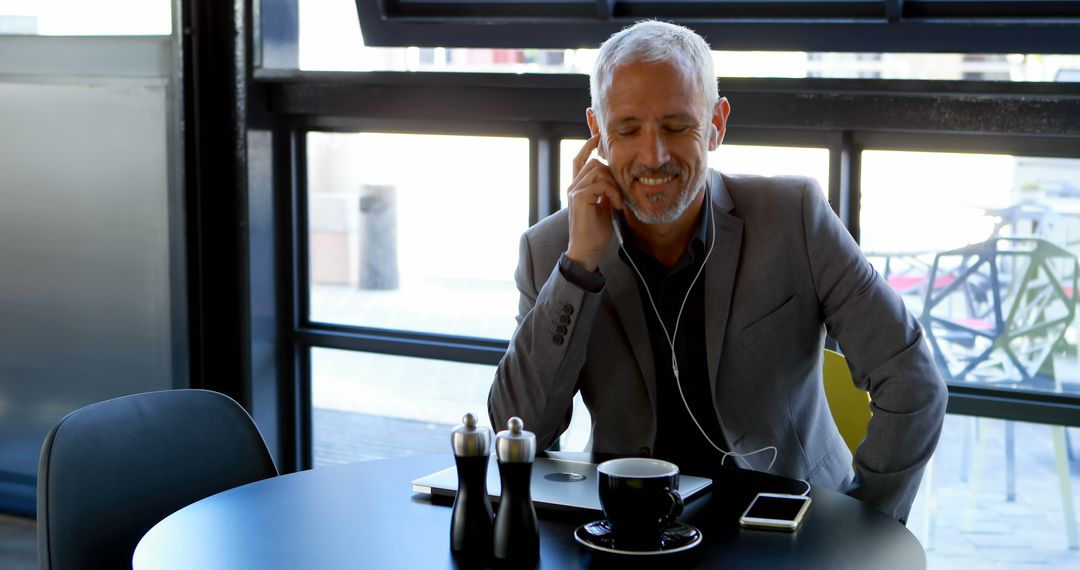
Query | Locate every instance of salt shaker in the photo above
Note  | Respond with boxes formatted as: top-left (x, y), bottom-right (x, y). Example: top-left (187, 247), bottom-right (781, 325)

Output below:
top-left (450, 412), bottom-right (495, 560)
top-left (493, 417), bottom-right (539, 565)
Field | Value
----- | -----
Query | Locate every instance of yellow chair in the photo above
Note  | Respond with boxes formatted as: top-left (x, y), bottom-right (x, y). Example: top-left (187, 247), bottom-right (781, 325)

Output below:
top-left (823, 349), bottom-right (872, 457)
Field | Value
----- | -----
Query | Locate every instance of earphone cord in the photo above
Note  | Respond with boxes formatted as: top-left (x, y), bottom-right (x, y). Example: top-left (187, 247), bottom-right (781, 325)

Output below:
top-left (617, 188), bottom-right (778, 472)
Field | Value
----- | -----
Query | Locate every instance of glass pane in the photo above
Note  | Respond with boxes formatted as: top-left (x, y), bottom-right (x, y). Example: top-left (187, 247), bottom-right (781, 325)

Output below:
top-left (311, 349), bottom-right (494, 466)
top-left (709, 144), bottom-right (830, 190)
top-left (860, 150), bottom-right (1080, 398)
top-left (306, 132), bottom-right (527, 339)
top-left (311, 348), bottom-right (592, 466)
top-left (908, 415), bottom-right (1080, 568)
top-left (298, 0), bottom-right (588, 73)
top-left (0, 0), bottom-right (171, 35)
top-left (295, 0), bottom-right (1080, 80)
top-left (558, 140), bottom-right (829, 210)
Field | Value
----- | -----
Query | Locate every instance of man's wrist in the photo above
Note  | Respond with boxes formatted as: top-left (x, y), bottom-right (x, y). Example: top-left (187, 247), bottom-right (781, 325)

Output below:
top-left (564, 246), bottom-right (601, 272)
top-left (559, 253), bottom-right (605, 293)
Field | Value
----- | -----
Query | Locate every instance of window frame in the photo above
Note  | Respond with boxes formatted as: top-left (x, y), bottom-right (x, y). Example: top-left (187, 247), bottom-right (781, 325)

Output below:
top-left (352, 0), bottom-right (1080, 52)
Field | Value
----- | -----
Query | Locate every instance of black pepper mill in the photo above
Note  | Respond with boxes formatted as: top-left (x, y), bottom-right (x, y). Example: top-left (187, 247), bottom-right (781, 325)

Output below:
top-left (450, 412), bottom-right (495, 562)
top-left (493, 417), bottom-right (539, 566)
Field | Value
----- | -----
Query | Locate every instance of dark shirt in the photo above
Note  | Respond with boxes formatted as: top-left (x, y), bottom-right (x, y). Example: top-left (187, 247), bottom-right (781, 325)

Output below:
top-left (558, 208), bottom-right (729, 476)
top-left (616, 209), bottom-right (729, 476)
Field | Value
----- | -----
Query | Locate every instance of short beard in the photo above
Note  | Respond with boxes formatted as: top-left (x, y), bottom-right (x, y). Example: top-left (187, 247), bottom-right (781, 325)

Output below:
top-left (623, 168), bottom-right (703, 225)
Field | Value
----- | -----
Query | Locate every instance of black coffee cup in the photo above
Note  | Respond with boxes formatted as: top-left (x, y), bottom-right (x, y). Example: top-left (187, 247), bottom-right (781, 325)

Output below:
top-left (597, 458), bottom-right (684, 549)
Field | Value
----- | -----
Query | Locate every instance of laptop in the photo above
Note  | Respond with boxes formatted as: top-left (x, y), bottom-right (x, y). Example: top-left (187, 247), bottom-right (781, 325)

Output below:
top-left (412, 455), bottom-right (712, 513)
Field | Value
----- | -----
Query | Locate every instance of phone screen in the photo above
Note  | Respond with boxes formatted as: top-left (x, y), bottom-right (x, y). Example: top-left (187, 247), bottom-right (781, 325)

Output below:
top-left (744, 495), bottom-right (809, 521)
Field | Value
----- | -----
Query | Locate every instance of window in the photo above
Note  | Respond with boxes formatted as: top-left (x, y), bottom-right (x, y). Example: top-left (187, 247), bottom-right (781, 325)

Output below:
top-left (311, 348), bottom-right (497, 465)
top-left (306, 131), bottom-right (529, 340)
top-left (0, 0), bottom-right (171, 35)
top-left (312, 349), bottom-right (591, 465)
top-left (861, 150), bottom-right (1080, 398)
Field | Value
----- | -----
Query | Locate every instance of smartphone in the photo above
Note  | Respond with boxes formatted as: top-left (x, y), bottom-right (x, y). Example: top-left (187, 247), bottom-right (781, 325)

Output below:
top-left (738, 492), bottom-right (812, 531)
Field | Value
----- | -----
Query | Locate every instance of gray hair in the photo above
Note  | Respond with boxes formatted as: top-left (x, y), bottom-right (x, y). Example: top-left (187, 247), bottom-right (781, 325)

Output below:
top-left (589, 21), bottom-right (718, 126)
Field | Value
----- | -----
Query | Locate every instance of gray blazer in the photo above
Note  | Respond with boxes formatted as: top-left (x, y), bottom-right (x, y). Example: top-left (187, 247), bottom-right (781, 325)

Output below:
top-left (489, 170), bottom-right (947, 522)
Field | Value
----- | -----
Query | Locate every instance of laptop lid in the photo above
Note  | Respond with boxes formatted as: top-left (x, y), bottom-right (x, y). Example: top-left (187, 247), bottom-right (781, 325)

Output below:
top-left (412, 455), bottom-right (712, 513)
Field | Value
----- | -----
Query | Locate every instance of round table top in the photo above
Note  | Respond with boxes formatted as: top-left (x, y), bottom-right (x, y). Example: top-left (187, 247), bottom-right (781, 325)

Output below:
top-left (133, 453), bottom-right (925, 569)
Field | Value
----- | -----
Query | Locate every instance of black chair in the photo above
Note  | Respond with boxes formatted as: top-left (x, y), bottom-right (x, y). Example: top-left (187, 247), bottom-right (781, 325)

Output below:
top-left (37, 389), bottom-right (279, 570)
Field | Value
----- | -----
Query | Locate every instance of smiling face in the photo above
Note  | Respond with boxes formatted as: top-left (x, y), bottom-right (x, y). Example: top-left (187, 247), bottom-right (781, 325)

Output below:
top-left (589, 55), bottom-right (727, 226)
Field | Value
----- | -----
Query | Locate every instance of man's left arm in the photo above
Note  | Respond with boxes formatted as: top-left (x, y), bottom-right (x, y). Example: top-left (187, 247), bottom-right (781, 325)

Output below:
top-left (800, 179), bottom-right (948, 523)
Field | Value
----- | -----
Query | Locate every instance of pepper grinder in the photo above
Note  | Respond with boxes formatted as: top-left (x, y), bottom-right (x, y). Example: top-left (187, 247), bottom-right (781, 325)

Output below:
top-left (450, 412), bottom-right (495, 561)
top-left (493, 417), bottom-right (539, 565)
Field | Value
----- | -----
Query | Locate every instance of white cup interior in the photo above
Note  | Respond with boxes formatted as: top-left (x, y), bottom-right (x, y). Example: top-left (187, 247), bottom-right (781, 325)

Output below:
top-left (598, 457), bottom-right (678, 478)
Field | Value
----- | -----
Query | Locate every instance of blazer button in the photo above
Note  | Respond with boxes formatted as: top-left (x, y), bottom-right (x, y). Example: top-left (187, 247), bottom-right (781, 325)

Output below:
top-left (556, 325), bottom-right (567, 334)
top-left (558, 315), bottom-right (571, 325)
top-left (562, 304), bottom-right (574, 315)
top-left (553, 335), bottom-right (564, 345)
top-left (638, 447), bottom-right (651, 457)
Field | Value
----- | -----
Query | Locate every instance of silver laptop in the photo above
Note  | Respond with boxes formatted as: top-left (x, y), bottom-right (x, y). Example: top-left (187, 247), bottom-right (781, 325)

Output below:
top-left (412, 456), bottom-right (712, 513)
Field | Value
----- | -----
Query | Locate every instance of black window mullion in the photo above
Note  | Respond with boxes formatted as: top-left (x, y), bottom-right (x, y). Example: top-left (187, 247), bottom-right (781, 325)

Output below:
top-left (828, 130), bottom-right (856, 239)
top-left (529, 133), bottom-right (542, 225)
top-left (287, 125), bottom-right (313, 473)
top-left (547, 133), bottom-right (563, 218)
top-left (296, 326), bottom-right (508, 366)
top-left (848, 139), bottom-right (863, 246)
top-left (534, 127), bottom-right (563, 221)
top-left (293, 128), bottom-right (313, 329)
top-left (296, 342), bottom-right (314, 470)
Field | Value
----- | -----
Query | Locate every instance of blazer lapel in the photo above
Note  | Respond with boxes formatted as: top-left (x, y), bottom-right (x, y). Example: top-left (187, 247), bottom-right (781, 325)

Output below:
top-left (704, 171), bottom-right (744, 391)
top-left (598, 236), bottom-right (657, 412)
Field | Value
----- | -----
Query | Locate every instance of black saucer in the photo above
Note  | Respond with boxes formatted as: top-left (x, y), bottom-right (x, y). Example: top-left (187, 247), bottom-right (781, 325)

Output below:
top-left (573, 519), bottom-right (703, 555)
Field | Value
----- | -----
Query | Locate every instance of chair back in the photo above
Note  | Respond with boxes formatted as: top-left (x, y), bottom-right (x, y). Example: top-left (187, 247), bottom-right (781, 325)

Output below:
top-left (921, 237), bottom-right (1077, 382)
top-left (37, 389), bottom-right (278, 570)
top-left (823, 349), bottom-right (872, 457)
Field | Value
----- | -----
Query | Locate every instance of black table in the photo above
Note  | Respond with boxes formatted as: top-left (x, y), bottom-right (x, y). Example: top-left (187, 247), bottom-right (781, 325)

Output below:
top-left (133, 453), bottom-right (925, 569)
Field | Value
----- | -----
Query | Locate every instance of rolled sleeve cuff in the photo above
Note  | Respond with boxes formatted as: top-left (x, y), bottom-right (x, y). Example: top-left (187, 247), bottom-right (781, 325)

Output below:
top-left (559, 253), bottom-right (605, 293)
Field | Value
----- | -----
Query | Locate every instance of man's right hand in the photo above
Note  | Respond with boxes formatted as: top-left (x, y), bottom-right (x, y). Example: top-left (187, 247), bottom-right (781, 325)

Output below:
top-left (566, 134), bottom-right (625, 272)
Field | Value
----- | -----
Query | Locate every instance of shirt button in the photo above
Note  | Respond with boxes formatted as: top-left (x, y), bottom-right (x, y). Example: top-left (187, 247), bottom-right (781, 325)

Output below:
top-left (552, 335), bottom-right (564, 345)
top-left (556, 325), bottom-right (567, 334)
top-left (558, 315), bottom-right (571, 325)
top-left (638, 447), bottom-right (651, 457)
top-left (562, 304), bottom-right (574, 315)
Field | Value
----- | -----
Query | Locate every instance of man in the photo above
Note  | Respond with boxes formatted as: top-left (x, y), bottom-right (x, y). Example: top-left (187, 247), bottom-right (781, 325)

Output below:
top-left (488, 20), bottom-right (947, 523)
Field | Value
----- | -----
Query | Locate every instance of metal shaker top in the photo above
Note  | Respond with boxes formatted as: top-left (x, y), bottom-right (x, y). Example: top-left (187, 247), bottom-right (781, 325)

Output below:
top-left (451, 412), bottom-right (494, 457)
top-left (495, 417), bottom-right (536, 463)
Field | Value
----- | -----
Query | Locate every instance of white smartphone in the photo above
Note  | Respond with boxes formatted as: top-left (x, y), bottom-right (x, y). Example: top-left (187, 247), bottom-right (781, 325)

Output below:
top-left (738, 492), bottom-right (812, 531)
